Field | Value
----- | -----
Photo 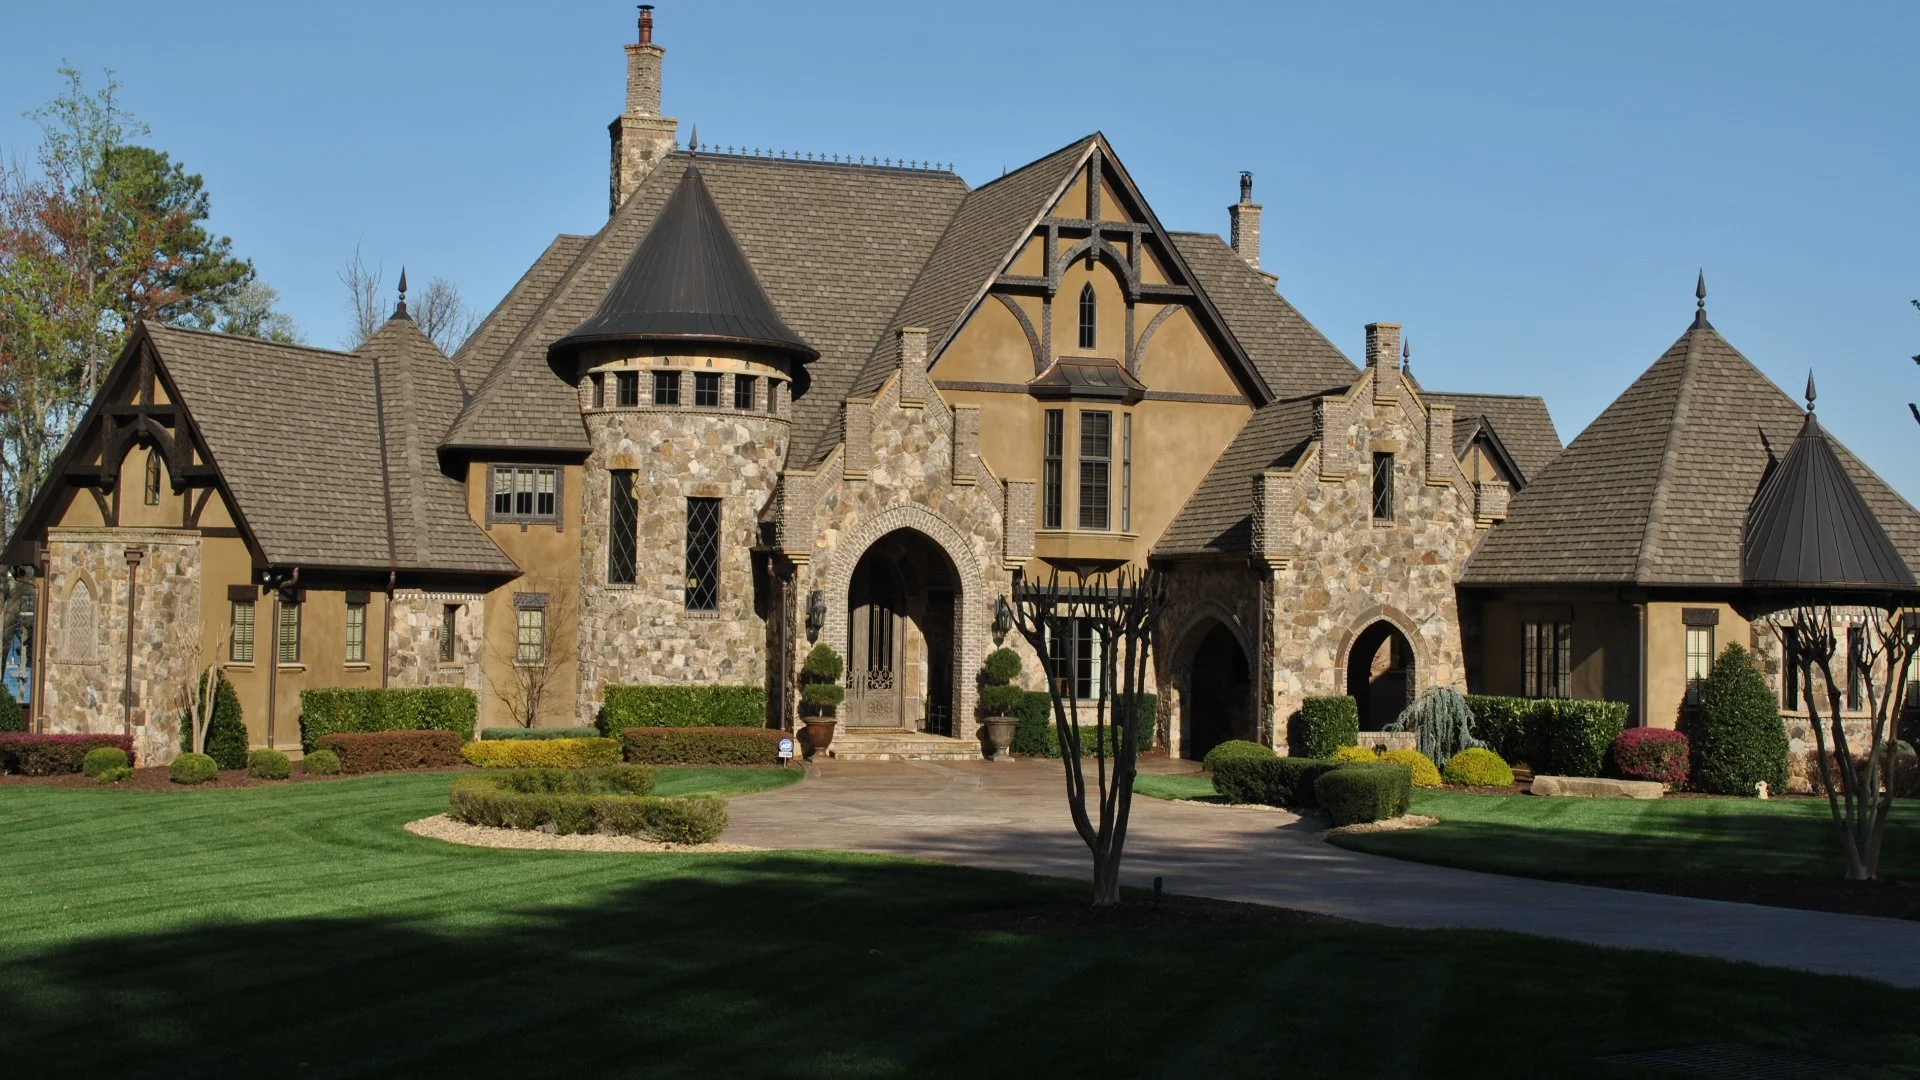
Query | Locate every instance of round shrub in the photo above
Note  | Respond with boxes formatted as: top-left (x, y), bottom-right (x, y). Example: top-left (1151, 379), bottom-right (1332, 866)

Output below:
top-left (1331, 745), bottom-right (1381, 765)
top-left (1202, 739), bottom-right (1274, 773)
top-left (247, 749), bottom-right (292, 780)
top-left (82, 746), bottom-right (130, 778)
top-left (169, 753), bottom-right (218, 786)
top-left (95, 765), bottom-right (133, 784)
top-left (1442, 747), bottom-right (1515, 787)
top-left (1692, 644), bottom-right (1789, 796)
top-left (1382, 748), bottom-right (1442, 788)
top-left (1316, 762), bottom-right (1413, 826)
top-left (982, 647), bottom-right (1022, 685)
top-left (302, 748), bottom-right (342, 775)
top-left (1610, 727), bottom-right (1689, 787)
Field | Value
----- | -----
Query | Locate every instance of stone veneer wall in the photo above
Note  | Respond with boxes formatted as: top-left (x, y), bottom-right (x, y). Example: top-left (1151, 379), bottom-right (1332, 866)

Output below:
top-left (573, 358), bottom-right (789, 726)
top-left (1750, 614), bottom-right (1905, 793)
top-left (40, 527), bottom-right (203, 763)
top-left (387, 589), bottom-right (486, 693)
top-left (1157, 561), bottom-right (1266, 751)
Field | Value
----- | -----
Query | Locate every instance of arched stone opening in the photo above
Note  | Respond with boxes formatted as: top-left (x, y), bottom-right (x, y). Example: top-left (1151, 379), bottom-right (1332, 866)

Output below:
top-left (1346, 620), bottom-right (1415, 731)
top-left (843, 528), bottom-right (960, 734)
top-left (1178, 619), bottom-right (1255, 760)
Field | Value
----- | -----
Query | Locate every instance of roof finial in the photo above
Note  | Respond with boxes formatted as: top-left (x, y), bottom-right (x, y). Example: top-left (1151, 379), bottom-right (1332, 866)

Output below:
top-left (394, 266), bottom-right (409, 319)
top-left (1401, 335), bottom-right (1410, 376)
top-left (1805, 369), bottom-right (1817, 413)
top-left (1692, 269), bottom-right (1708, 329)
top-left (688, 124), bottom-right (698, 153)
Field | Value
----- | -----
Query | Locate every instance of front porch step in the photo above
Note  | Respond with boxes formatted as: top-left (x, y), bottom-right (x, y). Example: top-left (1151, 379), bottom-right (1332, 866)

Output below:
top-left (827, 730), bottom-right (984, 761)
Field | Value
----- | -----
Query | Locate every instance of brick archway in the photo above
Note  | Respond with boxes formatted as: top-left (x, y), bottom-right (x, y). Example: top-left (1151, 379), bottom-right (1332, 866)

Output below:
top-left (1168, 606), bottom-right (1257, 759)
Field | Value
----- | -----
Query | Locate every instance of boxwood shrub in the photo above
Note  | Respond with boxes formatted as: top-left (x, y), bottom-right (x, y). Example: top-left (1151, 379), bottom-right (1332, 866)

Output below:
top-left (82, 746), bottom-right (130, 778)
top-left (479, 726), bottom-right (604, 741)
top-left (302, 748), bottom-right (342, 776)
top-left (95, 765), bottom-right (132, 784)
top-left (1299, 696), bottom-right (1359, 758)
top-left (1009, 691), bottom-right (1054, 756)
top-left (448, 767), bottom-right (727, 844)
top-left (1211, 754), bottom-right (1338, 808)
top-left (1201, 739), bottom-right (1273, 773)
top-left (620, 727), bottom-right (786, 766)
top-left (313, 730), bottom-right (463, 773)
top-left (1008, 693), bottom-right (1158, 758)
top-left (179, 672), bottom-right (247, 769)
top-left (600, 685), bottom-right (765, 738)
top-left (297, 687), bottom-right (477, 752)
top-left (1441, 747), bottom-right (1514, 787)
top-left (1382, 748), bottom-right (1442, 788)
top-left (1315, 762), bottom-right (1413, 826)
top-left (0, 733), bottom-right (135, 776)
top-left (1460, 695), bottom-right (1630, 777)
top-left (246, 749), bottom-right (292, 780)
top-left (169, 753), bottom-right (218, 786)
top-left (461, 737), bottom-right (622, 769)
top-left (1463, 695), bottom-right (1533, 763)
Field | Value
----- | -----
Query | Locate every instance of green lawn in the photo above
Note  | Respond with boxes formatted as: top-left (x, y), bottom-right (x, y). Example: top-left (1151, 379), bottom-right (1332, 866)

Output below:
top-left (1131, 772), bottom-right (1218, 801)
top-left (1330, 790), bottom-right (1920, 879)
top-left (3, 772), bottom-right (1919, 1078)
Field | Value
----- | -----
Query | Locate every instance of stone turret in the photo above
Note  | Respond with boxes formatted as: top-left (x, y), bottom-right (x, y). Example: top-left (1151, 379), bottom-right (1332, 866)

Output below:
top-left (609, 5), bottom-right (680, 215)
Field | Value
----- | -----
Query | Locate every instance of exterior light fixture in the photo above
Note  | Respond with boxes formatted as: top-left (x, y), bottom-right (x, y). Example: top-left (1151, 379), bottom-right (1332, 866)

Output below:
top-left (805, 590), bottom-right (826, 643)
top-left (992, 595), bottom-right (1013, 645)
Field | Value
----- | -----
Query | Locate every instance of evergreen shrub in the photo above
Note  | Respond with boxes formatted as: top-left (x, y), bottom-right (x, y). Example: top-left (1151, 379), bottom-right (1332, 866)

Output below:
top-left (0, 683), bottom-right (22, 733)
top-left (1462, 695), bottom-right (1533, 764)
top-left (1010, 693), bottom-right (1157, 758)
top-left (1692, 644), bottom-right (1790, 796)
top-left (1536, 699), bottom-right (1628, 777)
top-left (0, 733), bottom-right (134, 775)
top-left (1441, 747), bottom-right (1514, 787)
top-left (95, 765), bottom-right (132, 784)
top-left (246, 749), bottom-right (292, 780)
top-left (302, 748), bottom-right (342, 776)
top-left (600, 686), bottom-right (766, 736)
top-left (82, 746), bottom-right (129, 778)
top-left (297, 687), bottom-right (477, 752)
top-left (1382, 748), bottom-right (1442, 788)
top-left (448, 767), bottom-right (725, 844)
top-left (1211, 755), bottom-right (1337, 808)
top-left (1609, 728), bottom-right (1690, 787)
top-left (1316, 762), bottom-right (1412, 826)
top-left (169, 753), bottom-right (218, 785)
top-left (480, 727), bottom-right (603, 741)
top-left (179, 672), bottom-right (246, 769)
top-left (1201, 739), bottom-right (1273, 773)
top-left (620, 727), bottom-right (785, 766)
top-left (313, 730), bottom-right (463, 773)
top-left (1331, 745), bottom-right (1381, 764)
top-left (1299, 696), bottom-right (1359, 758)
top-left (461, 737), bottom-right (621, 769)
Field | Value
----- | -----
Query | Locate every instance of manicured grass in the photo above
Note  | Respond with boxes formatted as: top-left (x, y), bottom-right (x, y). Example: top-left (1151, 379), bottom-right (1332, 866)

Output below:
top-left (1131, 773), bottom-right (1218, 801)
top-left (649, 765), bottom-right (803, 797)
top-left (3, 773), bottom-right (1919, 1077)
top-left (1330, 789), bottom-right (1920, 879)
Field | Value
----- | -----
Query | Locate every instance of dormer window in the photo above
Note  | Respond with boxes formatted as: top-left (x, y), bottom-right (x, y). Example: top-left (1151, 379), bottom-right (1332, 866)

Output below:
top-left (490, 465), bottom-right (561, 524)
top-left (1077, 284), bottom-right (1096, 350)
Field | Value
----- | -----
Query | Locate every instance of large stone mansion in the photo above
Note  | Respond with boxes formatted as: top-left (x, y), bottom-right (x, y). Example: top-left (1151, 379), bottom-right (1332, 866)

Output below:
top-left (9, 12), bottom-right (1918, 763)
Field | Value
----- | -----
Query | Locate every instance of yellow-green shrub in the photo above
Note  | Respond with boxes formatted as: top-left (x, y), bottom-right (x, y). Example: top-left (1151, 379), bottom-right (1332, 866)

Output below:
top-left (460, 737), bottom-right (621, 769)
top-left (1331, 745), bottom-right (1381, 765)
top-left (1382, 748), bottom-right (1442, 788)
top-left (1442, 747), bottom-right (1515, 787)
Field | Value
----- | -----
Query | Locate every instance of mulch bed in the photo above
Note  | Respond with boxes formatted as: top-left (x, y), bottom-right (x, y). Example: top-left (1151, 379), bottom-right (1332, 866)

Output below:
top-left (944, 892), bottom-right (1346, 933)
top-left (1569, 873), bottom-right (1920, 921)
top-left (0, 764), bottom-right (474, 791)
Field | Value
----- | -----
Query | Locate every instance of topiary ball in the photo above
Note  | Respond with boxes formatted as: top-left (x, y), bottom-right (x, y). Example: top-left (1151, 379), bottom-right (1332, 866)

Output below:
top-left (1331, 744), bottom-right (1382, 765)
top-left (1382, 748), bottom-right (1443, 788)
top-left (1201, 739), bottom-right (1274, 773)
top-left (82, 746), bottom-right (131, 779)
top-left (169, 753), bottom-right (218, 786)
top-left (95, 765), bottom-right (133, 785)
top-left (302, 748), bottom-right (342, 776)
top-left (982, 647), bottom-right (1022, 685)
top-left (1442, 747), bottom-right (1515, 787)
top-left (247, 749), bottom-right (291, 780)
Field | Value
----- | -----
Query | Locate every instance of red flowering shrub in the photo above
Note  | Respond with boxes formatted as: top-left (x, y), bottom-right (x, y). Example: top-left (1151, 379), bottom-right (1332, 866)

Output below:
top-left (0, 733), bottom-right (137, 776)
top-left (1609, 727), bottom-right (1690, 787)
top-left (313, 730), bottom-right (462, 774)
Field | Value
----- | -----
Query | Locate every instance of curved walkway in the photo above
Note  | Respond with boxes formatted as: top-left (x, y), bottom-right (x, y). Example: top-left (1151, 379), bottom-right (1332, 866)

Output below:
top-left (723, 758), bottom-right (1920, 988)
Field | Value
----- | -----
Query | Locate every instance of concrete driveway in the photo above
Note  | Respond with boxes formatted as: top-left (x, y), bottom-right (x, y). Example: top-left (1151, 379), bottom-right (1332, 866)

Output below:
top-left (723, 758), bottom-right (1920, 988)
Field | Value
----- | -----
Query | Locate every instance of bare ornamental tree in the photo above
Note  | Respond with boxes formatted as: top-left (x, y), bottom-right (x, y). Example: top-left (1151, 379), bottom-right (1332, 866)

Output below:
top-left (482, 581), bottom-right (577, 729)
top-left (339, 247), bottom-right (478, 355)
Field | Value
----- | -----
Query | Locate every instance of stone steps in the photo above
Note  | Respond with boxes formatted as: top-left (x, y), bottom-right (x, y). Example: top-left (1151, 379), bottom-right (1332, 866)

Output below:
top-left (827, 730), bottom-right (983, 761)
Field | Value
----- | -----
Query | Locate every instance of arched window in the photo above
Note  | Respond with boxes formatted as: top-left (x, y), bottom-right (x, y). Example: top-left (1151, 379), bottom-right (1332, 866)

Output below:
top-left (144, 449), bottom-right (162, 505)
top-left (63, 579), bottom-right (97, 662)
top-left (1077, 283), bottom-right (1096, 350)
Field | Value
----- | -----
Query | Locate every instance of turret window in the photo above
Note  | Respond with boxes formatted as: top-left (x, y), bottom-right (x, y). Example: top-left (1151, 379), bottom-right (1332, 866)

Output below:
top-left (694, 372), bottom-right (721, 407)
top-left (766, 381), bottom-right (780, 413)
top-left (652, 371), bottom-right (681, 406)
top-left (590, 374), bottom-right (605, 408)
top-left (1077, 284), bottom-right (1096, 350)
top-left (608, 470), bottom-right (638, 585)
top-left (684, 497), bottom-right (721, 612)
top-left (489, 466), bottom-right (561, 525)
top-left (734, 375), bottom-right (756, 410)
top-left (615, 371), bottom-right (640, 407)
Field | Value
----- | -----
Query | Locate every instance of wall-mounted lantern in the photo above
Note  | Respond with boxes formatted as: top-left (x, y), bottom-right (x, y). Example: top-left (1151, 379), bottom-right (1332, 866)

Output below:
top-left (992, 595), bottom-right (1013, 645)
top-left (805, 590), bottom-right (827, 643)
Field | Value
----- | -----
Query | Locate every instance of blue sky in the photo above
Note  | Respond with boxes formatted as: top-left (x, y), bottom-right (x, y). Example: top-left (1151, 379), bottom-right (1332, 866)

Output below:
top-left (3, 1), bottom-right (1916, 497)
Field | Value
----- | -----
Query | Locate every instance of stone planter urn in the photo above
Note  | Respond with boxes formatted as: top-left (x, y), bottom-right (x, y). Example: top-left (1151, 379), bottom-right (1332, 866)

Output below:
top-left (802, 718), bottom-right (838, 758)
top-left (979, 716), bottom-right (1018, 760)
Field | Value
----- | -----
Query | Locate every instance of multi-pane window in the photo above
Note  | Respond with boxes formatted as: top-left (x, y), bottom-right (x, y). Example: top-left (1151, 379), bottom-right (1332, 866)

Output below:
top-left (439, 605), bottom-right (458, 664)
top-left (1078, 411), bottom-right (1111, 530)
top-left (1042, 410), bottom-right (1064, 530)
top-left (1782, 628), bottom-right (1801, 710)
top-left (653, 371), bottom-right (681, 406)
top-left (1046, 618), bottom-right (1104, 700)
top-left (1522, 621), bottom-right (1571, 699)
top-left (144, 450), bottom-right (162, 505)
top-left (1120, 413), bottom-right (1132, 533)
top-left (616, 371), bottom-right (640, 407)
top-left (734, 374), bottom-right (756, 410)
top-left (1847, 626), bottom-right (1865, 711)
top-left (277, 596), bottom-right (301, 665)
top-left (515, 598), bottom-right (546, 665)
top-left (230, 600), bottom-right (255, 664)
top-left (684, 497), bottom-right (721, 612)
top-left (345, 601), bottom-right (366, 664)
top-left (1685, 625), bottom-right (1714, 705)
top-left (1077, 283), bottom-right (1097, 350)
top-left (766, 380), bottom-right (780, 413)
top-left (1371, 452), bottom-right (1395, 522)
top-left (694, 372), bottom-right (721, 407)
top-left (608, 470), bottom-right (639, 585)
top-left (590, 374), bottom-right (605, 408)
top-left (491, 466), bottom-right (560, 524)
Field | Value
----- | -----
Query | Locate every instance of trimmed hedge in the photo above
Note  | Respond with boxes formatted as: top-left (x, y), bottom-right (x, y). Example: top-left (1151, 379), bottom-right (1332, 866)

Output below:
top-left (0, 733), bottom-right (135, 776)
top-left (1009, 693), bottom-right (1158, 758)
top-left (1693, 644), bottom-right (1790, 796)
top-left (169, 753), bottom-right (218, 785)
top-left (1463, 695), bottom-right (1531, 763)
top-left (1212, 755), bottom-right (1338, 808)
top-left (1331, 745), bottom-right (1381, 765)
top-left (621, 727), bottom-right (786, 766)
top-left (246, 749), bottom-right (292, 780)
top-left (1316, 762), bottom-right (1413, 826)
top-left (1441, 747), bottom-right (1514, 787)
top-left (298, 687), bottom-right (477, 752)
top-left (82, 746), bottom-right (130, 778)
top-left (1010, 691), bottom-right (1054, 756)
top-left (302, 748), bottom-right (342, 776)
top-left (1300, 696), bottom-right (1360, 758)
top-left (0, 683), bottom-right (22, 733)
top-left (448, 768), bottom-right (727, 844)
top-left (461, 737), bottom-right (622, 769)
top-left (1201, 740), bottom-right (1273, 773)
top-left (1460, 695), bottom-right (1630, 777)
top-left (1610, 728), bottom-right (1690, 787)
top-left (601, 685), bottom-right (765, 737)
top-left (179, 673), bottom-right (246, 770)
top-left (313, 730), bottom-right (463, 774)
top-left (1382, 748), bottom-right (1442, 788)
top-left (479, 726), bottom-right (604, 741)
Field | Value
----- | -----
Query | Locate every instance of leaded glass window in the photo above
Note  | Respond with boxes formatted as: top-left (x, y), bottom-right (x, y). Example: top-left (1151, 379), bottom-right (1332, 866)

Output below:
top-left (439, 605), bottom-right (458, 663)
top-left (1522, 621), bottom-right (1571, 699)
top-left (1077, 283), bottom-right (1096, 350)
top-left (684, 497), bottom-right (721, 612)
top-left (1372, 452), bottom-right (1394, 523)
top-left (608, 470), bottom-right (639, 585)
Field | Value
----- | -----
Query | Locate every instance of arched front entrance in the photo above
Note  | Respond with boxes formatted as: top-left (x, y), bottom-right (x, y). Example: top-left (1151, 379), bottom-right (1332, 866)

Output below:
top-left (1346, 621), bottom-right (1414, 730)
top-left (1179, 620), bottom-right (1254, 760)
top-left (845, 529), bottom-right (958, 734)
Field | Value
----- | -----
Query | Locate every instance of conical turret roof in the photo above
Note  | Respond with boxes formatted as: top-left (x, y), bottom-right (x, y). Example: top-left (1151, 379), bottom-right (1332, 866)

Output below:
top-left (1743, 408), bottom-right (1916, 593)
top-left (551, 165), bottom-right (817, 361)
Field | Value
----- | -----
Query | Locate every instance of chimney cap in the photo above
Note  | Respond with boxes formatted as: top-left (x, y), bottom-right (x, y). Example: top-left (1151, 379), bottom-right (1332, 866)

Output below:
top-left (638, 4), bottom-right (654, 45)
top-left (1238, 170), bottom-right (1253, 203)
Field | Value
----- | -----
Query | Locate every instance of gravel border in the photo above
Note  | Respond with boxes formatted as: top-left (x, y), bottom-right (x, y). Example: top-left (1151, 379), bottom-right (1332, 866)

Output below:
top-left (405, 814), bottom-right (761, 854)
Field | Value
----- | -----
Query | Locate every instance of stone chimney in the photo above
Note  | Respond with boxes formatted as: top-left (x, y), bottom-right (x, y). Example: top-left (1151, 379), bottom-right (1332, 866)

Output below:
top-left (1228, 172), bottom-right (1277, 287)
top-left (609, 5), bottom-right (680, 216)
top-left (1366, 322), bottom-right (1402, 405)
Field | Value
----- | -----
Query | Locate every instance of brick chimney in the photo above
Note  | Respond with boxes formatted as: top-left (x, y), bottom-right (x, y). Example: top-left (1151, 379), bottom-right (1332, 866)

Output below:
top-left (609, 5), bottom-right (680, 216)
top-left (1365, 322), bottom-right (1402, 404)
top-left (1228, 172), bottom-right (1276, 287)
